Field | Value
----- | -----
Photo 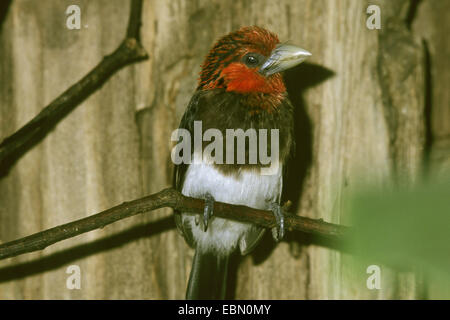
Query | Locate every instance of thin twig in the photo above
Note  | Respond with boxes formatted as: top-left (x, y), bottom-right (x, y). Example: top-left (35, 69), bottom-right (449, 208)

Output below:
top-left (127, 0), bottom-right (144, 40)
top-left (0, 188), bottom-right (349, 261)
top-left (0, 0), bottom-right (148, 176)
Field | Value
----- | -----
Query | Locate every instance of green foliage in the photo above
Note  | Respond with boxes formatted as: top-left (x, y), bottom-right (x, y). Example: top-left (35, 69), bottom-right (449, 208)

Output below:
top-left (346, 176), bottom-right (450, 296)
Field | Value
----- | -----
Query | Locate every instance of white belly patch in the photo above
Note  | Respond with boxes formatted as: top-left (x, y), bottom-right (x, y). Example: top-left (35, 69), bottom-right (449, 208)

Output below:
top-left (181, 162), bottom-right (282, 254)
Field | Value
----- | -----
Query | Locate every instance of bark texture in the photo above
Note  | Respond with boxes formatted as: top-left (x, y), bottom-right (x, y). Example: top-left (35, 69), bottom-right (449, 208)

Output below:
top-left (0, 0), bottom-right (447, 299)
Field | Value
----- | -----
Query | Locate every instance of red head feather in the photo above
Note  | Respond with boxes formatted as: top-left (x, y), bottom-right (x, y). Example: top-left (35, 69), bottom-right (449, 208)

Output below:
top-left (198, 26), bottom-right (286, 98)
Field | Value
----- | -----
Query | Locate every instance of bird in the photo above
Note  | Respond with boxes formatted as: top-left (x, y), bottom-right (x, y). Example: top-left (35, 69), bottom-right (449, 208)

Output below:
top-left (173, 26), bottom-right (311, 299)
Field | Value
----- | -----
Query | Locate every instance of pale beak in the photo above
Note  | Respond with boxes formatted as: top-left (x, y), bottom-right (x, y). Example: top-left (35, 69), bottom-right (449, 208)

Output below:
top-left (259, 44), bottom-right (312, 76)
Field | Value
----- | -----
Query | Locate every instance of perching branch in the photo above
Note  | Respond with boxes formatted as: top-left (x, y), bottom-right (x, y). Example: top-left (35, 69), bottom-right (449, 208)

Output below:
top-left (0, 188), bottom-right (349, 261)
top-left (0, 0), bottom-right (148, 175)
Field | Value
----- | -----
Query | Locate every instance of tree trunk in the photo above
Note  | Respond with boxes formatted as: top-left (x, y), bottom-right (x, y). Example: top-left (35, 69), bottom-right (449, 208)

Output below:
top-left (0, 0), bottom-right (447, 299)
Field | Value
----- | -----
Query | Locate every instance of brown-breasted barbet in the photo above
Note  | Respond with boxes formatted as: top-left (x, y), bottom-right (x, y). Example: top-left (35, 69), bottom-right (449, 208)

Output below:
top-left (173, 26), bottom-right (311, 299)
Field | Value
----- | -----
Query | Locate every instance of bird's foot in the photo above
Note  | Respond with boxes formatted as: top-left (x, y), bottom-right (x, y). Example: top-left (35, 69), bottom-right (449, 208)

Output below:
top-left (269, 202), bottom-right (285, 242)
top-left (202, 193), bottom-right (215, 232)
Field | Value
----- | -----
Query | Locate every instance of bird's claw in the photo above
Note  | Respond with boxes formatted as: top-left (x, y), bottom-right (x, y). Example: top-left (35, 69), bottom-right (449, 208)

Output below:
top-left (202, 193), bottom-right (215, 232)
top-left (270, 202), bottom-right (285, 242)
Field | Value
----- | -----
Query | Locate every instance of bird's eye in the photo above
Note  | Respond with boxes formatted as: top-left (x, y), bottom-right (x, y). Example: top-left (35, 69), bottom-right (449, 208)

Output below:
top-left (243, 53), bottom-right (260, 67)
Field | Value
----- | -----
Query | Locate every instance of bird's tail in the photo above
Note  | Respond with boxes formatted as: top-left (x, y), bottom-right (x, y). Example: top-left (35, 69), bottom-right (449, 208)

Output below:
top-left (186, 248), bottom-right (229, 300)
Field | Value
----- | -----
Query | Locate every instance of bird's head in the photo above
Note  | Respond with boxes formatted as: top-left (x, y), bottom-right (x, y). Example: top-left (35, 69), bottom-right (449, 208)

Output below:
top-left (198, 26), bottom-right (311, 107)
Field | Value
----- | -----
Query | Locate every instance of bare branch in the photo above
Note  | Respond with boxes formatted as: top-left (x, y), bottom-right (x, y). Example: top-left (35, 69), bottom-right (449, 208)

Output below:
top-left (127, 0), bottom-right (144, 40)
top-left (0, 0), bottom-right (148, 176)
top-left (0, 188), bottom-right (349, 261)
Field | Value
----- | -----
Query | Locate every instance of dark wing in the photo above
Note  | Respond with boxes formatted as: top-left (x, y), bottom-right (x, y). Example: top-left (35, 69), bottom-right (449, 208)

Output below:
top-left (173, 90), bottom-right (204, 247)
top-left (173, 90), bottom-right (206, 191)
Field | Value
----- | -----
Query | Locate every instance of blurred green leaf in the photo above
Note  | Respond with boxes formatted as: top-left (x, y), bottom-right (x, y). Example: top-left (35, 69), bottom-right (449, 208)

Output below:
top-left (345, 176), bottom-right (450, 295)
